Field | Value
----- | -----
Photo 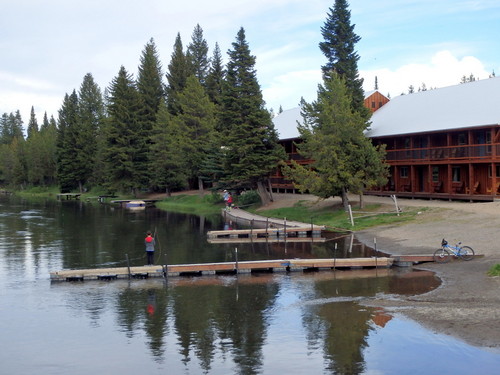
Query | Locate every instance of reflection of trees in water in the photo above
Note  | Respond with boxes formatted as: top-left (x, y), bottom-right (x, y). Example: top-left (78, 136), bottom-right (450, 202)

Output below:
top-left (115, 286), bottom-right (169, 359)
top-left (170, 281), bottom-right (280, 373)
top-left (300, 275), bottom-right (390, 374)
top-left (111, 280), bottom-right (279, 373)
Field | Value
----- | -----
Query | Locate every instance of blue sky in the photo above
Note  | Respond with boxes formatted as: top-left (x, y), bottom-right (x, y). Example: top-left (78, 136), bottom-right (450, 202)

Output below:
top-left (1, 0), bottom-right (499, 124)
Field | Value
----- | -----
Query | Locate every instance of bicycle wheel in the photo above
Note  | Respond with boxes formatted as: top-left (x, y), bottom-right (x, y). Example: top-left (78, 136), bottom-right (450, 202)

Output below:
top-left (458, 246), bottom-right (475, 261)
top-left (434, 248), bottom-right (451, 263)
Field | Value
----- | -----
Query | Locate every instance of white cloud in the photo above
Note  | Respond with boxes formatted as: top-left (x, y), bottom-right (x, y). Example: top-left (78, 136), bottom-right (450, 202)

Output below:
top-left (263, 69), bottom-right (322, 111)
top-left (361, 50), bottom-right (492, 97)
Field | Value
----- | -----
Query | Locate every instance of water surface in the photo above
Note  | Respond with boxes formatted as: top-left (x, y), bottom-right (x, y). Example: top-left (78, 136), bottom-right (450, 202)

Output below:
top-left (0, 196), bottom-right (498, 374)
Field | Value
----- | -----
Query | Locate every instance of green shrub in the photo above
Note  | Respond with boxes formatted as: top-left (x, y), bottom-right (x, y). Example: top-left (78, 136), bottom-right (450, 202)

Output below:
top-left (487, 264), bottom-right (500, 277)
top-left (203, 191), bottom-right (224, 204)
top-left (237, 190), bottom-right (261, 206)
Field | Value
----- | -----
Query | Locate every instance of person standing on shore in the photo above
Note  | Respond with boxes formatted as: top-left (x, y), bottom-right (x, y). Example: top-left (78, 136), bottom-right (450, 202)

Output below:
top-left (145, 231), bottom-right (155, 265)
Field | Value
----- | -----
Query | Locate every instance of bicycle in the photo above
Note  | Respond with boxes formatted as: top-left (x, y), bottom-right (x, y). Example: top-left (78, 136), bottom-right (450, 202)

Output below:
top-left (433, 238), bottom-right (475, 263)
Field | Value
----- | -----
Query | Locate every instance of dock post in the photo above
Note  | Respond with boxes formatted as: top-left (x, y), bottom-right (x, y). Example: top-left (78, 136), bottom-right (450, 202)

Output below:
top-left (333, 242), bottom-right (337, 270)
top-left (374, 237), bottom-right (378, 268)
top-left (265, 218), bottom-right (269, 237)
top-left (126, 254), bottom-right (131, 279)
top-left (284, 217), bottom-right (287, 237)
top-left (234, 247), bottom-right (239, 273)
top-left (163, 252), bottom-right (168, 279)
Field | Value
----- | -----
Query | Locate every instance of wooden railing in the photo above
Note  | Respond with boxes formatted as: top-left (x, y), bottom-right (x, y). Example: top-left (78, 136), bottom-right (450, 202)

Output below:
top-left (386, 144), bottom-right (500, 162)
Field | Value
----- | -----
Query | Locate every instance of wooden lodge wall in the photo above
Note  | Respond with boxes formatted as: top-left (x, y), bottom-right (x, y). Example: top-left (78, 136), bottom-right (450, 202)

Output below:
top-left (270, 125), bottom-right (500, 201)
top-left (369, 125), bottom-right (500, 201)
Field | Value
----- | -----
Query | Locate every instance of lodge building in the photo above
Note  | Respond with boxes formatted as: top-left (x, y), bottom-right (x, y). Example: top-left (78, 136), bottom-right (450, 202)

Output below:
top-left (271, 76), bottom-right (500, 201)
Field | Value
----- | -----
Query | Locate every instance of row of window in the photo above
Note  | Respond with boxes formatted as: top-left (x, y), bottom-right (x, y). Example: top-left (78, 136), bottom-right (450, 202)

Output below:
top-left (399, 165), bottom-right (500, 182)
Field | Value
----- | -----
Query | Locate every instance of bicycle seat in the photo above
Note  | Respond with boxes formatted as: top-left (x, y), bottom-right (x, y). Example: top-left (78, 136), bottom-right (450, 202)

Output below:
top-left (441, 239), bottom-right (448, 246)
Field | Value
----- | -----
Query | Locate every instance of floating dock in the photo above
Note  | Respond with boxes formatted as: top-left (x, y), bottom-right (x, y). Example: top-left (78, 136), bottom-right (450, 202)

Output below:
top-left (49, 257), bottom-right (393, 282)
top-left (207, 226), bottom-right (325, 239)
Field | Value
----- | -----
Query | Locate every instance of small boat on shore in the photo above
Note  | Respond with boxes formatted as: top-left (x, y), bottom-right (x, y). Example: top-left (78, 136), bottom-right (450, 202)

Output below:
top-left (125, 200), bottom-right (146, 209)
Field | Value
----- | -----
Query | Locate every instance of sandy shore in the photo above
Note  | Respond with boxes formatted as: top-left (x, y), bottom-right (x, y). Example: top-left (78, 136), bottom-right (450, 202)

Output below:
top-left (260, 193), bottom-right (500, 350)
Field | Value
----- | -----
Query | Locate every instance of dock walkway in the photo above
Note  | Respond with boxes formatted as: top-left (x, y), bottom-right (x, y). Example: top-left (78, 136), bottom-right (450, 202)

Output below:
top-left (50, 257), bottom-right (394, 282)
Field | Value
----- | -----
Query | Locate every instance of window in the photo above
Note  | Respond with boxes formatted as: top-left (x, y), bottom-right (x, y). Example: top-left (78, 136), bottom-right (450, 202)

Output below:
top-left (371, 101), bottom-right (375, 108)
top-left (458, 133), bottom-right (466, 145)
top-left (400, 167), bottom-right (408, 178)
top-left (452, 167), bottom-right (461, 182)
top-left (432, 167), bottom-right (439, 182)
top-left (490, 165), bottom-right (500, 178)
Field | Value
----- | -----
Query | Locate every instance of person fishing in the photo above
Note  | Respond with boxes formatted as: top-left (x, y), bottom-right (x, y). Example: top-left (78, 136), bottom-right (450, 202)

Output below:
top-left (144, 230), bottom-right (155, 265)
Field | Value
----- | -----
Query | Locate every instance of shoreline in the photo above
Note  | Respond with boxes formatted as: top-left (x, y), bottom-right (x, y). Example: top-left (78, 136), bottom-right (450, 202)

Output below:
top-left (261, 193), bottom-right (500, 350)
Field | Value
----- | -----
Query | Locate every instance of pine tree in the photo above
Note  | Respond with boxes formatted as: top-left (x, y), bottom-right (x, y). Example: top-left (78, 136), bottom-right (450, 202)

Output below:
top-left (319, 0), bottom-right (368, 119)
top-left (104, 66), bottom-right (144, 195)
top-left (166, 33), bottom-right (192, 115)
top-left (282, 73), bottom-right (387, 209)
top-left (56, 91), bottom-right (80, 192)
top-left (220, 27), bottom-right (284, 202)
top-left (27, 106), bottom-right (39, 139)
top-left (206, 42), bottom-right (225, 108)
top-left (187, 24), bottom-right (210, 87)
top-left (137, 38), bottom-right (164, 188)
top-left (41, 112), bottom-right (50, 132)
top-left (150, 99), bottom-right (188, 195)
top-left (78, 73), bottom-right (105, 188)
top-left (176, 75), bottom-right (216, 191)
top-left (137, 38), bottom-right (164, 125)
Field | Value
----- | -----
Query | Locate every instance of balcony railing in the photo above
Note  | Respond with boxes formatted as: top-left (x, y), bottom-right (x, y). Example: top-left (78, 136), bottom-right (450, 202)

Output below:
top-left (386, 144), bottom-right (500, 162)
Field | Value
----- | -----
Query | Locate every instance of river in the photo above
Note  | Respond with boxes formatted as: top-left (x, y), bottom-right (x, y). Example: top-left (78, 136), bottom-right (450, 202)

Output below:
top-left (0, 195), bottom-right (498, 374)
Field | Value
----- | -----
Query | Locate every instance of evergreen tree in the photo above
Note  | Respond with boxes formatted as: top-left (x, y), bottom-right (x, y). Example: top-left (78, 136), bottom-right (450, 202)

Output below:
top-left (220, 27), bottom-right (284, 202)
top-left (166, 33), bottom-right (191, 115)
top-left (282, 73), bottom-right (388, 209)
top-left (104, 66), bottom-right (144, 195)
top-left (206, 42), bottom-right (225, 108)
top-left (56, 91), bottom-right (80, 192)
top-left (187, 24), bottom-right (210, 87)
top-left (137, 38), bottom-right (164, 125)
top-left (78, 73), bottom-right (105, 188)
top-left (137, 38), bottom-right (164, 188)
top-left (41, 112), bottom-right (50, 132)
top-left (319, 0), bottom-right (368, 119)
top-left (150, 100), bottom-right (189, 195)
top-left (27, 106), bottom-right (39, 139)
top-left (176, 75), bottom-right (216, 191)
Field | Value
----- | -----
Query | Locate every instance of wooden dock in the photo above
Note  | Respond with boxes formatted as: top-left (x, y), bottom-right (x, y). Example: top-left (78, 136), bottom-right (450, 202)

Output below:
top-left (57, 193), bottom-right (81, 200)
top-left (49, 257), bottom-right (393, 282)
top-left (207, 226), bottom-right (325, 239)
top-left (207, 237), bottom-right (327, 244)
top-left (110, 199), bottom-right (159, 208)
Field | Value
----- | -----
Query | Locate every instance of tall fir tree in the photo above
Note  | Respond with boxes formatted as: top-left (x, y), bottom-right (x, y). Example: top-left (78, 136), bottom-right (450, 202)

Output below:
top-left (137, 38), bottom-right (164, 188)
top-left (78, 73), bottom-right (105, 187)
top-left (27, 106), bottom-right (39, 139)
top-left (149, 100), bottom-right (189, 195)
top-left (282, 73), bottom-right (387, 209)
top-left (205, 42), bottom-right (225, 110)
top-left (104, 66), bottom-right (144, 195)
top-left (56, 91), bottom-right (80, 192)
top-left (165, 33), bottom-right (192, 115)
top-left (220, 27), bottom-right (284, 202)
top-left (319, 0), bottom-right (369, 119)
top-left (175, 75), bottom-right (216, 191)
top-left (187, 24), bottom-right (210, 87)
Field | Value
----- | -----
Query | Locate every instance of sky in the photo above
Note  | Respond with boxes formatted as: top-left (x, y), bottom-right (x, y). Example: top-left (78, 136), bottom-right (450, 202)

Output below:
top-left (1, 0), bottom-right (499, 125)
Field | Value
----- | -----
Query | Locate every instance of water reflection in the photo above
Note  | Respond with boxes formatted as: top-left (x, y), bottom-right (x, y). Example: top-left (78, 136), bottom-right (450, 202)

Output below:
top-left (1, 196), bottom-right (499, 374)
top-left (49, 269), bottom-right (440, 374)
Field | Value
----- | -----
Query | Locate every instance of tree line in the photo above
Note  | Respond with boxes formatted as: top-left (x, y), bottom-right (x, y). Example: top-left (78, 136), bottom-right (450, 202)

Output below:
top-left (0, 25), bottom-right (284, 200)
top-left (0, 0), bottom-right (389, 207)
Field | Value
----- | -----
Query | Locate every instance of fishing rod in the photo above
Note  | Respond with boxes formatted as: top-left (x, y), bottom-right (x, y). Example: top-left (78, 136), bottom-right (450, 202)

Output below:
top-left (155, 226), bottom-right (163, 264)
